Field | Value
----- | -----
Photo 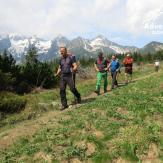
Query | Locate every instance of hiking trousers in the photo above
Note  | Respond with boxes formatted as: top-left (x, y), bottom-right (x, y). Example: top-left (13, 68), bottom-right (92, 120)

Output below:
top-left (96, 72), bottom-right (108, 92)
top-left (60, 74), bottom-right (80, 107)
top-left (111, 71), bottom-right (118, 89)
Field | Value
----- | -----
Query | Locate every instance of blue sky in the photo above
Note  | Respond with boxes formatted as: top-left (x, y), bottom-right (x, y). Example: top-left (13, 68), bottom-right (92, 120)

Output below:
top-left (0, 0), bottom-right (163, 47)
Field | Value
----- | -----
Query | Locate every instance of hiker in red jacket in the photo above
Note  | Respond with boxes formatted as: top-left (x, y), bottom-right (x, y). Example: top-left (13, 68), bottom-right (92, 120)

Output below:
top-left (123, 53), bottom-right (134, 84)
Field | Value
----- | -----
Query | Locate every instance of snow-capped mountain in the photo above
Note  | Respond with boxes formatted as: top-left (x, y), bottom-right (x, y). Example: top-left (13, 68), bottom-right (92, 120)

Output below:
top-left (0, 33), bottom-right (163, 62)
top-left (89, 35), bottom-right (138, 54)
top-left (6, 34), bottom-right (52, 61)
top-left (0, 35), bottom-right (11, 52)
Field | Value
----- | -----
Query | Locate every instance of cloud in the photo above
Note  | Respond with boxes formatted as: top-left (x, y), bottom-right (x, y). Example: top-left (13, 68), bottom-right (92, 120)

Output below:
top-left (0, 0), bottom-right (163, 41)
top-left (124, 0), bottom-right (163, 35)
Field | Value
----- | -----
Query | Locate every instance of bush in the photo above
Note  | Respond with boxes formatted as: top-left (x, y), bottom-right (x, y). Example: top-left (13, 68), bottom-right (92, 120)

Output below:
top-left (16, 81), bottom-right (31, 94)
top-left (0, 92), bottom-right (27, 113)
top-left (0, 70), bottom-right (15, 91)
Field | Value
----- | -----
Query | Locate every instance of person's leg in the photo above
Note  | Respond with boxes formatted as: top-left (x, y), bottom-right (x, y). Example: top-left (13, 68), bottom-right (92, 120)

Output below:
top-left (112, 71), bottom-right (118, 87)
top-left (155, 66), bottom-right (158, 72)
top-left (72, 73), bottom-right (76, 87)
top-left (60, 77), bottom-right (68, 108)
top-left (125, 67), bottom-right (129, 83)
top-left (156, 66), bottom-right (159, 72)
top-left (111, 72), bottom-right (114, 89)
top-left (72, 73), bottom-right (76, 102)
top-left (67, 75), bottom-right (81, 102)
top-left (128, 67), bottom-right (133, 82)
top-left (129, 72), bottom-right (132, 82)
top-left (125, 73), bottom-right (128, 84)
top-left (95, 72), bottom-right (102, 94)
top-left (114, 72), bottom-right (118, 86)
top-left (130, 74), bottom-right (132, 82)
top-left (103, 72), bottom-right (108, 92)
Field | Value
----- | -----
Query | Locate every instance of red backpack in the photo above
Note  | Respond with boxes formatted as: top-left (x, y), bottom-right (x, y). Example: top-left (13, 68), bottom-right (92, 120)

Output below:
top-left (124, 58), bottom-right (133, 65)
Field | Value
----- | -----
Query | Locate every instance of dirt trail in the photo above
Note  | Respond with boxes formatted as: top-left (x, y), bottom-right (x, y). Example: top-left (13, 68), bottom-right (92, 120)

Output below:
top-left (133, 72), bottom-right (158, 81)
top-left (0, 71), bottom-right (160, 150)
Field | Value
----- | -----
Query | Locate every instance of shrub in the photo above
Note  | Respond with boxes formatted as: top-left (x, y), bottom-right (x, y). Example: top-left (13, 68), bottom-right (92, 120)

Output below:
top-left (16, 81), bottom-right (31, 94)
top-left (0, 70), bottom-right (15, 91)
top-left (0, 92), bottom-right (27, 113)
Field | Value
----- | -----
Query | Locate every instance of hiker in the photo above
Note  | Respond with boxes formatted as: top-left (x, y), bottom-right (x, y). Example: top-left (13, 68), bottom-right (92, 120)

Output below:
top-left (116, 58), bottom-right (121, 81)
top-left (94, 52), bottom-right (108, 95)
top-left (109, 55), bottom-right (120, 89)
top-left (154, 60), bottom-right (160, 72)
top-left (123, 53), bottom-right (134, 84)
top-left (106, 56), bottom-right (111, 66)
top-left (68, 52), bottom-right (77, 86)
top-left (55, 47), bottom-right (81, 111)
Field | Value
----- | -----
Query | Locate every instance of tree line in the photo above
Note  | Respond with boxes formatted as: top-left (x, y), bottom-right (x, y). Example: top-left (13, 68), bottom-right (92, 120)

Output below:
top-left (1, 49), bottom-right (163, 94)
top-left (0, 47), bottom-right (58, 94)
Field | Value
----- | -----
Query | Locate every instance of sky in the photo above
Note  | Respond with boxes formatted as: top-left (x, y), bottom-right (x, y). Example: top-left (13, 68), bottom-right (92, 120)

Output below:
top-left (0, 0), bottom-right (163, 47)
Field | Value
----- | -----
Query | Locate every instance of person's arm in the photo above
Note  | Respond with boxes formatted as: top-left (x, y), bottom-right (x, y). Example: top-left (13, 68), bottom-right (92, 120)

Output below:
top-left (104, 60), bottom-right (109, 71)
top-left (116, 62), bottom-right (120, 72)
top-left (123, 59), bottom-right (126, 66)
top-left (72, 62), bottom-right (78, 72)
top-left (107, 62), bottom-right (111, 71)
top-left (131, 58), bottom-right (133, 66)
top-left (55, 65), bottom-right (61, 77)
top-left (94, 63), bottom-right (99, 72)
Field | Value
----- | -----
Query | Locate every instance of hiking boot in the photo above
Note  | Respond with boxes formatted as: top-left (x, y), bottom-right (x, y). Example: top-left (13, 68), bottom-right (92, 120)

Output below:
top-left (60, 105), bottom-right (68, 111)
top-left (114, 84), bottom-right (118, 88)
top-left (71, 100), bottom-right (77, 105)
top-left (71, 97), bottom-right (81, 105)
top-left (94, 90), bottom-right (100, 95)
top-left (111, 87), bottom-right (114, 90)
top-left (77, 97), bottom-right (81, 104)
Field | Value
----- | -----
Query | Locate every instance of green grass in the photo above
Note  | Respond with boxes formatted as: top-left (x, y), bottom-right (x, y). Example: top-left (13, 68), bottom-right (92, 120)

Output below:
top-left (0, 64), bottom-right (163, 162)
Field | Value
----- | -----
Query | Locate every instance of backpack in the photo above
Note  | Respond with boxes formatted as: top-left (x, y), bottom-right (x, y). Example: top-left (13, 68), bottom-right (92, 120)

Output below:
top-left (124, 58), bottom-right (133, 65)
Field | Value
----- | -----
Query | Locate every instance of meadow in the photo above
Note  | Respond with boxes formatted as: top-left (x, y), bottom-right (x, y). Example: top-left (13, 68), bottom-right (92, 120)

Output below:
top-left (0, 64), bottom-right (163, 163)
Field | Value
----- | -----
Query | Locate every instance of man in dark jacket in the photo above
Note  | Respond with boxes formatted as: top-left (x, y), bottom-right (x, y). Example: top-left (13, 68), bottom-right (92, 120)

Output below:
top-left (55, 47), bottom-right (81, 111)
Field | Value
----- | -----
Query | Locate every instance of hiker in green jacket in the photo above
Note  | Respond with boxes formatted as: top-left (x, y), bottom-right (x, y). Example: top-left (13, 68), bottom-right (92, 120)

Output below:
top-left (94, 52), bottom-right (109, 95)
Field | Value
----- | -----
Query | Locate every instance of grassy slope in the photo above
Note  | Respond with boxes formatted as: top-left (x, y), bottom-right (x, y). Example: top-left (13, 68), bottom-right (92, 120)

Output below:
top-left (0, 64), bottom-right (163, 163)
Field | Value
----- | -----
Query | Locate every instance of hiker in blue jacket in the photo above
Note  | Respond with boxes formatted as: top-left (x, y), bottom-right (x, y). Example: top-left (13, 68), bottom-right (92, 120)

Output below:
top-left (109, 55), bottom-right (120, 89)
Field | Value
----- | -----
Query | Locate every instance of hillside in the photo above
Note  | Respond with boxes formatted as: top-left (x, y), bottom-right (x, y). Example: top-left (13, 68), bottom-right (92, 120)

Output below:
top-left (0, 64), bottom-right (163, 162)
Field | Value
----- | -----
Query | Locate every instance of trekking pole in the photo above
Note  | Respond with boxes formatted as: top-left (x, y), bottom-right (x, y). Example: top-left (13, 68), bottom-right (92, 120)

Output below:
top-left (72, 71), bottom-right (76, 102)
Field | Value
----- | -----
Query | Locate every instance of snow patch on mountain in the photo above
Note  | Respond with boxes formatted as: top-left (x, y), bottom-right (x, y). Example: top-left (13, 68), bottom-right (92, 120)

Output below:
top-left (1, 33), bottom-right (163, 62)
top-left (7, 34), bottom-right (52, 59)
top-left (109, 45), bottom-right (127, 54)
top-left (90, 37), bottom-right (108, 48)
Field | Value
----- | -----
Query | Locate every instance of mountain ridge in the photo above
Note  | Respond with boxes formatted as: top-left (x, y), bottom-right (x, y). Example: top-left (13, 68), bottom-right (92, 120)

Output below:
top-left (0, 34), bottom-right (163, 62)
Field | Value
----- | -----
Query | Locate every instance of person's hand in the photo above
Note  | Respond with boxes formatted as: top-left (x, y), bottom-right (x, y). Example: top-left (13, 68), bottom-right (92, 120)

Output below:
top-left (104, 68), bottom-right (108, 71)
top-left (96, 69), bottom-right (99, 72)
top-left (55, 73), bottom-right (58, 77)
top-left (72, 68), bottom-right (77, 73)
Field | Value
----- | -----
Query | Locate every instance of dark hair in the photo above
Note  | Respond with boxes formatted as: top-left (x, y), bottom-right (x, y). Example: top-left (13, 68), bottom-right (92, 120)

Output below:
top-left (98, 52), bottom-right (103, 56)
top-left (60, 47), bottom-right (67, 51)
top-left (112, 54), bottom-right (117, 58)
